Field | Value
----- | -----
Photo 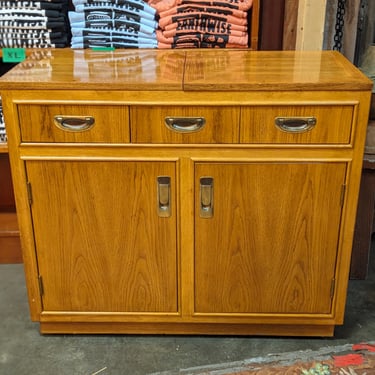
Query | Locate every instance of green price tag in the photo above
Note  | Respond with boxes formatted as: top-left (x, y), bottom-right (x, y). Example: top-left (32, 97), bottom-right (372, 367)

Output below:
top-left (2, 48), bottom-right (26, 63)
top-left (91, 47), bottom-right (115, 52)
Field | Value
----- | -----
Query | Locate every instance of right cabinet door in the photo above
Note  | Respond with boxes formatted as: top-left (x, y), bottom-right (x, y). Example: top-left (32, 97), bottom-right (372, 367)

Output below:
top-left (194, 162), bottom-right (347, 315)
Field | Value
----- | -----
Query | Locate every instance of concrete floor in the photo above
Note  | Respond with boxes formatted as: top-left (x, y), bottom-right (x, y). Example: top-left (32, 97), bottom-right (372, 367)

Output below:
top-left (0, 249), bottom-right (374, 375)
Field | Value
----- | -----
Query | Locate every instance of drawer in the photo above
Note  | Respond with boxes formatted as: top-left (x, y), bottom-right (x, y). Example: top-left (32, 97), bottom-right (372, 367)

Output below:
top-left (240, 105), bottom-right (354, 144)
top-left (18, 104), bottom-right (130, 143)
top-left (130, 106), bottom-right (239, 143)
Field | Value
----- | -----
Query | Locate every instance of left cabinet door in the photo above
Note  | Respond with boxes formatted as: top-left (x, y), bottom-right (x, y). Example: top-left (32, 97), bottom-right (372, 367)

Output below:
top-left (26, 160), bottom-right (178, 313)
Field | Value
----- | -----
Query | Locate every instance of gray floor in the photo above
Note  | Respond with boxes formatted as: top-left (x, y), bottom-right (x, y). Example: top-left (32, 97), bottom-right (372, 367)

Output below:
top-left (1, 248), bottom-right (374, 375)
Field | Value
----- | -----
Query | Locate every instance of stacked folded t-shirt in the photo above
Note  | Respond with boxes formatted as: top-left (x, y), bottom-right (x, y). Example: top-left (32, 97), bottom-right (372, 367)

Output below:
top-left (0, 100), bottom-right (5, 143)
top-left (0, 0), bottom-right (253, 49)
top-left (69, 0), bottom-right (158, 48)
top-left (0, 0), bottom-right (70, 48)
top-left (148, 0), bottom-right (253, 48)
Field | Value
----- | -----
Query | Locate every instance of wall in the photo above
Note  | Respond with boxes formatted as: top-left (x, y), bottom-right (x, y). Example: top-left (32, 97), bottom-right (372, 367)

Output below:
top-left (295, 0), bottom-right (328, 50)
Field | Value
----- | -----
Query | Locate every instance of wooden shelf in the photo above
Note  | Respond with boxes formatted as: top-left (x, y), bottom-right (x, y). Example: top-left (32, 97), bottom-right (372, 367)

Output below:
top-left (0, 212), bottom-right (18, 233)
top-left (0, 212), bottom-right (22, 263)
top-left (0, 143), bottom-right (8, 153)
top-left (0, 150), bottom-right (21, 263)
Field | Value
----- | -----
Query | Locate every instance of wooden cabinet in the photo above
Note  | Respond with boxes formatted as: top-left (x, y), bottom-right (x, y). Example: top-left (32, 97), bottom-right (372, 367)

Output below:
top-left (0, 49), bottom-right (372, 336)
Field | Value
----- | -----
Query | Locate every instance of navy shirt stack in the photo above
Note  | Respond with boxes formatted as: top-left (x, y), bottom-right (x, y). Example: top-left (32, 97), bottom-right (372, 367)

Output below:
top-left (0, 0), bottom-right (71, 48)
top-left (69, 0), bottom-right (158, 48)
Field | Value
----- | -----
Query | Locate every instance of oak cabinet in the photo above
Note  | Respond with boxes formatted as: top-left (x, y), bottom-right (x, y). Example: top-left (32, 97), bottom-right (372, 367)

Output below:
top-left (0, 49), bottom-right (372, 336)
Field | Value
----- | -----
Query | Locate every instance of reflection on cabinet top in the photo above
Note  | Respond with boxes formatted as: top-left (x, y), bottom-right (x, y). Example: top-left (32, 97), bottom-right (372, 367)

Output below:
top-left (0, 49), bottom-right (372, 92)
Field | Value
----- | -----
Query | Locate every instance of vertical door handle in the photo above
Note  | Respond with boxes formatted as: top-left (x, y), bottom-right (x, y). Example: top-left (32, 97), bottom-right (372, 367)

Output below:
top-left (157, 176), bottom-right (171, 217)
top-left (200, 177), bottom-right (213, 218)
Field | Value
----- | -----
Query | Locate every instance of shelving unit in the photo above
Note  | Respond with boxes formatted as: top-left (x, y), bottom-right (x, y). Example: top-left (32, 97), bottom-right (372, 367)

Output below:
top-left (0, 65), bottom-right (22, 264)
top-left (0, 147), bottom-right (22, 263)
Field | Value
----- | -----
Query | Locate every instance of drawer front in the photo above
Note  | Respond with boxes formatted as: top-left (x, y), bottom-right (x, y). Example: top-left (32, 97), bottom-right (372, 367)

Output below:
top-left (240, 105), bottom-right (354, 144)
top-left (130, 106), bottom-right (239, 143)
top-left (18, 104), bottom-right (130, 143)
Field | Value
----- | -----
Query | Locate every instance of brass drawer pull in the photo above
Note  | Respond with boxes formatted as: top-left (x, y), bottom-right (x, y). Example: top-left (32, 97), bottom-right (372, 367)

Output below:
top-left (275, 117), bottom-right (316, 133)
top-left (165, 116), bottom-right (206, 133)
top-left (54, 115), bottom-right (95, 132)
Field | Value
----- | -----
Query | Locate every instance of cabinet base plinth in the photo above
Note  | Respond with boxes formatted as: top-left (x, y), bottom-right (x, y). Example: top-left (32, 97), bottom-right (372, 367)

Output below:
top-left (39, 322), bottom-right (335, 337)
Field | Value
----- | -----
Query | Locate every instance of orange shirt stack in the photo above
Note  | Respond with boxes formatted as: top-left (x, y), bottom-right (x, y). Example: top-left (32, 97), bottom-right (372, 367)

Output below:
top-left (148, 0), bottom-right (253, 48)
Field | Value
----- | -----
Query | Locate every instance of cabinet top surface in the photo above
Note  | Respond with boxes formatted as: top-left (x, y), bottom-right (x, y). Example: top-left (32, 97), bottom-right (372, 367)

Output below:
top-left (0, 49), bottom-right (372, 92)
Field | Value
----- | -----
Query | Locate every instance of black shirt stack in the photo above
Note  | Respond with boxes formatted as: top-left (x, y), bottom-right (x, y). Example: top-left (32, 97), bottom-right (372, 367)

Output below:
top-left (0, 0), bottom-right (70, 48)
top-left (0, 100), bottom-right (5, 143)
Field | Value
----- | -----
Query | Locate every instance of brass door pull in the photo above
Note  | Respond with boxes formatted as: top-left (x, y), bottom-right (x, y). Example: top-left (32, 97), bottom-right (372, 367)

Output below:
top-left (157, 176), bottom-right (171, 217)
top-left (200, 177), bottom-right (213, 218)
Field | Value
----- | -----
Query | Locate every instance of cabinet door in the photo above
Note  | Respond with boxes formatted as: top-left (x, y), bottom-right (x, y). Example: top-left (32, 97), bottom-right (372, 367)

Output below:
top-left (194, 162), bottom-right (346, 315)
top-left (26, 160), bottom-right (178, 313)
